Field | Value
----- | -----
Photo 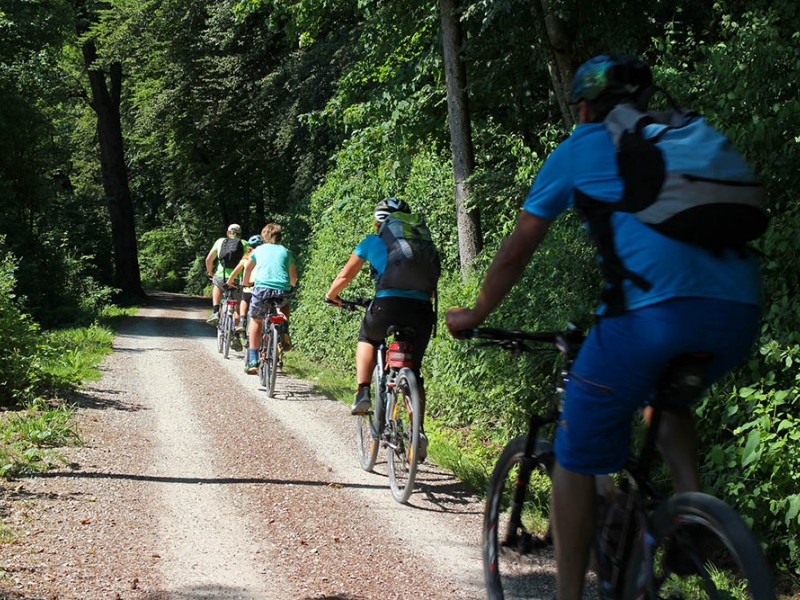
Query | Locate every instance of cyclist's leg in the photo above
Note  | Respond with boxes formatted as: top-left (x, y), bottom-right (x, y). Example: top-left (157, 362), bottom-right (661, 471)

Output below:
top-left (211, 276), bottom-right (224, 308)
top-left (247, 288), bottom-right (271, 366)
top-left (209, 276), bottom-right (225, 323)
top-left (550, 306), bottom-right (694, 599)
top-left (551, 464), bottom-right (595, 600)
top-left (551, 298), bottom-right (761, 599)
top-left (406, 298), bottom-right (435, 428)
top-left (352, 305), bottom-right (381, 414)
top-left (647, 298), bottom-right (759, 493)
top-left (249, 318), bottom-right (263, 350)
top-left (649, 406), bottom-right (701, 492)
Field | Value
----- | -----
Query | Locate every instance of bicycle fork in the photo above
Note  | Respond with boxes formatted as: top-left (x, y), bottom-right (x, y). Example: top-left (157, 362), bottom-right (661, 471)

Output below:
top-left (503, 412), bottom-right (556, 552)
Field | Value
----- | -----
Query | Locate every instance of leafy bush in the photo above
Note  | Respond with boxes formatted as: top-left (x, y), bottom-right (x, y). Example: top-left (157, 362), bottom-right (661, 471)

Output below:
top-left (0, 398), bottom-right (80, 478)
top-left (0, 240), bottom-right (41, 406)
top-left (655, 4), bottom-right (800, 582)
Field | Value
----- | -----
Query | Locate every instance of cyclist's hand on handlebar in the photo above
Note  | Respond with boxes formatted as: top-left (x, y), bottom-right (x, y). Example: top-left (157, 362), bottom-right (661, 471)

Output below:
top-left (446, 307), bottom-right (482, 338)
top-left (324, 295), bottom-right (343, 308)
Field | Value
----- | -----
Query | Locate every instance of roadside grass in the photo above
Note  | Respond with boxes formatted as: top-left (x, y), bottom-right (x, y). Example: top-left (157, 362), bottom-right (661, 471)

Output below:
top-left (0, 305), bottom-right (138, 480)
top-left (283, 350), bottom-right (498, 496)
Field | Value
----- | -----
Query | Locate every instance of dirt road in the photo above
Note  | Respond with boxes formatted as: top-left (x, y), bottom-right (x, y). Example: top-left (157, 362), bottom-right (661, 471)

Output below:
top-left (0, 292), bottom-right (541, 599)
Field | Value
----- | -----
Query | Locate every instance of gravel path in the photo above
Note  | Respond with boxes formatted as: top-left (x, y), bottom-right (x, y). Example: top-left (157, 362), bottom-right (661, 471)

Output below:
top-left (0, 292), bottom-right (521, 599)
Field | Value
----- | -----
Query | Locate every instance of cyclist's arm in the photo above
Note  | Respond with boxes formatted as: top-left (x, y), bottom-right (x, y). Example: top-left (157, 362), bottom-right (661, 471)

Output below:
top-left (205, 248), bottom-right (217, 278)
top-left (325, 253), bottom-right (364, 305)
top-left (446, 211), bottom-right (551, 332)
top-left (227, 260), bottom-right (245, 287)
top-left (242, 257), bottom-right (256, 288)
top-left (289, 263), bottom-right (298, 288)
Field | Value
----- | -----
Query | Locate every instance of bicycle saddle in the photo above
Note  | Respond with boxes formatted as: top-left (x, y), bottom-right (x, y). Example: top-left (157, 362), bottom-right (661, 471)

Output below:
top-left (657, 352), bottom-right (715, 404)
top-left (387, 325), bottom-right (416, 339)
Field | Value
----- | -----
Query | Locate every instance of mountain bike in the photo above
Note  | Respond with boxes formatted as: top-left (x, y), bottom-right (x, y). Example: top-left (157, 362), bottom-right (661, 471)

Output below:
top-left (216, 283), bottom-right (239, 359)
top-left (326, 297), bottom-right (425, 504)
top-left (258, 296), bottom-right (290, 398)
top-left (458, 326), bottom-right (775, 600)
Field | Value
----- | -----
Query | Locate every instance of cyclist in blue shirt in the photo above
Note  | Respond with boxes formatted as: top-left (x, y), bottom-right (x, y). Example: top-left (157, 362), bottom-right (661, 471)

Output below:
top-left (326, 198), bottom-right (437, 461)
top-left (446, 55), bottom-right (761, 599)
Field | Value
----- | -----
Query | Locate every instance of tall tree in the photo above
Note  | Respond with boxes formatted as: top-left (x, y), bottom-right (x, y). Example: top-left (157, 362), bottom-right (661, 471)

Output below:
top-left (75, 2), bottom-right (142, 297)
top-left (532, 0), bottom-right (577, 128)
top-left (440, 0), bottom-right (482, 273)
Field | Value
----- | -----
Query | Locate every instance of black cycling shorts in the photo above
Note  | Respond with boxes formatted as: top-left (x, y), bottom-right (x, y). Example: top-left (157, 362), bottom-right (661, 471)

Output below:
top-left (358, 296), bottom-right (435, 370)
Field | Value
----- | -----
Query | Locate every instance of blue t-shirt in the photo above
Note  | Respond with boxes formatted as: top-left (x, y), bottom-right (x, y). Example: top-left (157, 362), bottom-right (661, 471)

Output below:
top-left (354, 235), bottom-right (430, 301)
top-left (522, 123), bottom-right (761, 314)
top-left (250, 243), bottom-right (295, 291)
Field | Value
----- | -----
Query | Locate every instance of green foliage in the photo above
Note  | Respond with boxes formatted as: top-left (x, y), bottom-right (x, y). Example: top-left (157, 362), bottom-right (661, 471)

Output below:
top-left (37, 324), bottom-right (116, 394)
top-left (651, 3), bottom-right (800, 582)
top-left (0, 398), bottom-right (79, 478)
top-left (138, 224), bottom-right (195, 292)
top-left (0, 243), bottom-right (42, 407)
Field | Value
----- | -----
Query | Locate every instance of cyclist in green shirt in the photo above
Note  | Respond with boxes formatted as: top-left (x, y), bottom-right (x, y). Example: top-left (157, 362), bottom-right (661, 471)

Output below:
top-left (204, 223), bottom-right (246, 328)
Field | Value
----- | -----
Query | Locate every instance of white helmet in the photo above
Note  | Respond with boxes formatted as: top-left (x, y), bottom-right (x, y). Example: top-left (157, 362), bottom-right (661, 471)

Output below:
top-left (374, 197), bottom-right (410, 222)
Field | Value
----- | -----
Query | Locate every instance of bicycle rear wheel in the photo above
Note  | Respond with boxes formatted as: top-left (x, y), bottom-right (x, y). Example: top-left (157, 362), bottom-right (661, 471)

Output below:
top-left (483, 435), bottom-right (555, 600)
top-left (266, 323), bottom-right (279, 398)
top-left (624, 491), bottom-right (776, 600)
top-left (222, 312), bottom-right (233, 359)
top-left (258, 328), bottom-right (269, 388)
top-left (355, 366), bottom-right (382, 472)
top-left (385, 368), bottom-right (421, 504)
top-left (216, 311), bottom-right (225, 353)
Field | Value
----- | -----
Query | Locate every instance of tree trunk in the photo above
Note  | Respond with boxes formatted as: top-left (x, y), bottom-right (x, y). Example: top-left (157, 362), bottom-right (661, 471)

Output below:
top-left (440, 0), bottom-right (482, 274)
top-left (80, 35), bottom-right (143, 298)
top-left (532, 0), bottom-right (577, 128)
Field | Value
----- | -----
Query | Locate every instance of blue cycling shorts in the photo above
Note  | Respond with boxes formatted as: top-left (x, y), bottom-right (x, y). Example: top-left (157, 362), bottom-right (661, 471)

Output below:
top-left (554, 297), bottom-right (760, 475)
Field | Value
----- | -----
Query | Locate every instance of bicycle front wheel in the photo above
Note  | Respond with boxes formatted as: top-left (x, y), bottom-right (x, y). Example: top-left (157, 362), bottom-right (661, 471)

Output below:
top-left (623, 491), bottom-right (776, 600)
top-left (385, 368), bottom-right (421, 504)
top-left (355, 365), bottom-right (382, 472)
top-left (266, 323), bottom-right (279, 398)
top-left (484, 435), bottom-right (555, 600)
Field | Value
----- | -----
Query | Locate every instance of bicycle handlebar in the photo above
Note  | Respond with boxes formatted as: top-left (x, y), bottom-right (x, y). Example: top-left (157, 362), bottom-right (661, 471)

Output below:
top-left (457, 324), bottom-right (584, 356)
top-left (324, 296), bottom-right (372, 312)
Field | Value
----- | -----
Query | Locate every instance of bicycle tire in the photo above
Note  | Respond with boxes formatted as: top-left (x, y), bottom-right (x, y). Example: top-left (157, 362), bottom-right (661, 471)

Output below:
top-left (266, 323), bottom-right (279, 398)
top-left (483, 435), bottom-right (555, 600)
top-left (258, 328), bottom-right (269, 388)
top-left (216, 309), bottom-right (224, 354)
top-left (223, 312), bottom-right (233, 359)
top-left (386, 368), bottom-right (421, 504)
top-left (355, 365), bottom-right (383, 472)
top-left (623, 491), bottom-right (776, 600)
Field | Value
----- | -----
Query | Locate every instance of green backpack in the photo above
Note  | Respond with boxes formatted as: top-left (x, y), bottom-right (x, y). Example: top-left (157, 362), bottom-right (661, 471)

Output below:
top-left (376, 212), bottom-right (441, 295)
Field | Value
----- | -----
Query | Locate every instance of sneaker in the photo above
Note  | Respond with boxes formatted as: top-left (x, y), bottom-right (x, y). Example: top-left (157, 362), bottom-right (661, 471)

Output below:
top-left (350, 387), bottom-right (371, 415)
top-left (245, 360), bottom-right (259, 374)
top-left (417, 432), bottom-right (429, 463)
top-left (206, 313), bottom-right (220, 326)
top-left (234, 324), bottom-right (245, 335)
top-left (231, 335), bottom-right (243, 352)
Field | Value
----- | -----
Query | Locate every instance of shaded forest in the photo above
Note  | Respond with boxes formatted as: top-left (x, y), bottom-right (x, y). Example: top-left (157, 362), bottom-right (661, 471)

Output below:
top-left (1, 0), bottom-right (798, 584)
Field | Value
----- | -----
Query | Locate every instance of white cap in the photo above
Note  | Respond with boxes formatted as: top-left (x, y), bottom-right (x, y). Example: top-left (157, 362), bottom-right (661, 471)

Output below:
top-left (227, 223), bottom-right (241, 234)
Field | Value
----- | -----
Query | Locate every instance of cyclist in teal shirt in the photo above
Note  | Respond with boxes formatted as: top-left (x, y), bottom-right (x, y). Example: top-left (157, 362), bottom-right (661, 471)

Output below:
top-left (447, 55), bottom-right (761, 599)
top-left (243, 223), bottom-right (298, 373)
